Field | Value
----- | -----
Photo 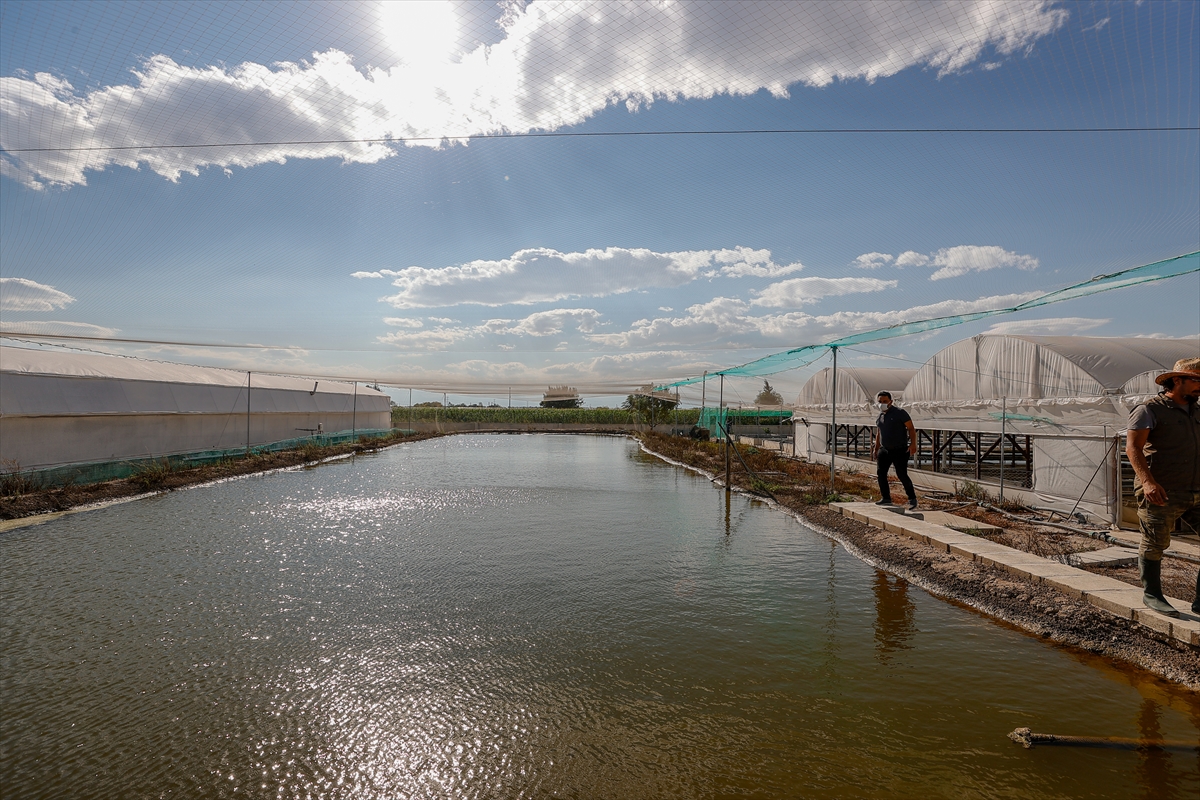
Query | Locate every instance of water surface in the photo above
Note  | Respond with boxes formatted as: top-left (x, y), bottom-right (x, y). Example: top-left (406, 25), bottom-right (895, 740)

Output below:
top-left (2, 435), bottom-right (1197, 798)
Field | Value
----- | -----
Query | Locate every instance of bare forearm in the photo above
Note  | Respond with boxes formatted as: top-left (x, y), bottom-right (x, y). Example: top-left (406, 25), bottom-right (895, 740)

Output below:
top-left (1126, 447), bottom-right (1155, 487)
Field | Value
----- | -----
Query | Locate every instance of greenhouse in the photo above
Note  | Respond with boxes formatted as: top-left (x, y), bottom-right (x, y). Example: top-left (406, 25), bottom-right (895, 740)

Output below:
top-left (794, 335), bottom-right (1199, 525)
top-left (0, 345), bottom-right (391, 483)
top-left (794, 367), bottom-right (916, 461)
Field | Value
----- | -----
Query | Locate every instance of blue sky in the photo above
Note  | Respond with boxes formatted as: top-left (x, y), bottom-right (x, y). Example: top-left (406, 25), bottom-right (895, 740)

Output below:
top-left (1, 0), bottom-right (1197, 407)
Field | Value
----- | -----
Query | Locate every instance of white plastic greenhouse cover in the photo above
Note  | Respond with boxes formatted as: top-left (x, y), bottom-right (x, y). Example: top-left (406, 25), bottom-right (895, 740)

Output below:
top-left (905, 335), bottom-right (1199, 404)
top-left (794, 367), bottom-right (915, 463)
top-left (796, 367), bottom-right (916, 411)
top-left (793, 335), bottom-right (1199, 523)
top-left (0, 346), bottom-right (392, 471)
top-left (896, 335), bottom-right (1198, 438)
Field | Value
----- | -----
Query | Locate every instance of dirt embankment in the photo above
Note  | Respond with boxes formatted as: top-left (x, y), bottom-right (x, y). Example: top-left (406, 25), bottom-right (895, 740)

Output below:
top-left (0, 432), bottom-right (446, 521)
top-left (636, 433), bottom-right (1200, 690)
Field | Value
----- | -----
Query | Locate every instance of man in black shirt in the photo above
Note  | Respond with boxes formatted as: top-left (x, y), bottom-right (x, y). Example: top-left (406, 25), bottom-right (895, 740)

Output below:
top-left (871, 391), bottom-right (918, 510)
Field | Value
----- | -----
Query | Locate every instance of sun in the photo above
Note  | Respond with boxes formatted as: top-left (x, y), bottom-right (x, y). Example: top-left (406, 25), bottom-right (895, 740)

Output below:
top-left (379, 1), bottom-right (459, 66)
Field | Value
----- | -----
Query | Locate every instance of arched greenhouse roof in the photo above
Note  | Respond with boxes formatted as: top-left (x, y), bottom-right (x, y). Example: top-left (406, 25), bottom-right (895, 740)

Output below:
top-left (904, 335), bottom-right (1199, 404)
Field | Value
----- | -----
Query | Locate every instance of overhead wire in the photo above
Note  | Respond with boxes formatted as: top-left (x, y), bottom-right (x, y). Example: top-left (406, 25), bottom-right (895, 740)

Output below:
top-left (4, 126), bottom-right (1196, 154)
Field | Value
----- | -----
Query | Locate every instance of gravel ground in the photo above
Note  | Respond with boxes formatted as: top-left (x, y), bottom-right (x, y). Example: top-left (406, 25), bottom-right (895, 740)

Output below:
top-left (636, 434), bottom-right (1200, 691)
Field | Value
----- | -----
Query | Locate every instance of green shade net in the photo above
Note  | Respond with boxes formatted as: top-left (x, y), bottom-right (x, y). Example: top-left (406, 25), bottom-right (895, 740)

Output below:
top-left (659, 251), bottom-right (1199, 389)
top-left (698, 407), bottom-right (792, 436)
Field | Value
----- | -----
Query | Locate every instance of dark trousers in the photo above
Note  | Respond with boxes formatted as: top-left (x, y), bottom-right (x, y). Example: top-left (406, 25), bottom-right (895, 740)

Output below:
top-left (877, 449), bottom-right (916, 503)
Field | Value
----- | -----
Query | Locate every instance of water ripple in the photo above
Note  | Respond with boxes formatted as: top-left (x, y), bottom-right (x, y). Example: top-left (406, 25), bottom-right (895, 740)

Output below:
top-left (2, 435), bottom-right (1197, 798)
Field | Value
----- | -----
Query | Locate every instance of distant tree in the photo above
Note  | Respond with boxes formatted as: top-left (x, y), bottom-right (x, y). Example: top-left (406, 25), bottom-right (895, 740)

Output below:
top-left (754, 381), bottom-right (784, 406)
top-left (414, 401), bottom-right (443, 408)
top-left (540, 397), bottom-right (583, 408)
top-left (622, 393), bottom-right (677, 426)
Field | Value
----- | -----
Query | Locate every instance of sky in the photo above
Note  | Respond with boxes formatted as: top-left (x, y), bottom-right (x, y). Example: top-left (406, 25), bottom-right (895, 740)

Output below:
top-left (1, 0), bottom-right (1197, 408)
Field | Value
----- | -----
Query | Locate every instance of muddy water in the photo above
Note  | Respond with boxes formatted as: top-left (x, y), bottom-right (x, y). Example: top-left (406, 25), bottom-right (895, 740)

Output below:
top-left (2, 435), bottom-right (1197, 798)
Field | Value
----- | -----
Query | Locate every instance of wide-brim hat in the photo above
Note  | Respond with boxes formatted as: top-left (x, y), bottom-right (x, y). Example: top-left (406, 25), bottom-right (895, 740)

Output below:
top-left (1155, 357), bottom-right (1200, 385)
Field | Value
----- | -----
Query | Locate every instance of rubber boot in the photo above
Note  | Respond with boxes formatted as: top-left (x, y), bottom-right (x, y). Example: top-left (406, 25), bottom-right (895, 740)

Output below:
top-left (1192, 568), bottom-right (1199, 615)
top-left (1139, 557), bottom-right (1179, 618)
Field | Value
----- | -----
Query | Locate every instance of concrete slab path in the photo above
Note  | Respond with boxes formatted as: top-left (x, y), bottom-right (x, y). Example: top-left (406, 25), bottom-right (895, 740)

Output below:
top-left (833, 502), bottom-right (1200, 648)
top-left (1061, 547), bottom-right (1138, 569)
top-left (1107, 528), bottom-right (1200, 560)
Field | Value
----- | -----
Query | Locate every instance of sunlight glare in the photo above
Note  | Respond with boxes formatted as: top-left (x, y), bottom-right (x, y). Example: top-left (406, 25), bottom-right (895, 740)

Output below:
top-left (379, 0), bottom-right (459, 66)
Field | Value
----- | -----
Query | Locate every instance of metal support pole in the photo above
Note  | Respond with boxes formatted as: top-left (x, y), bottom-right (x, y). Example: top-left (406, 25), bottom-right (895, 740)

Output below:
top-left (408, 387), bottom-right (412, 431)
top-left (246, 371), bottom-right (251, 454)
top-left (999, 396), bottom-right (1006, 505)
top-left (1110, 430), bottom-right (1121, 527)
top-left (352, 380), bottom-right (357, 440)
top-left (700, 371), bottom-right (707, 426)
top-left (721, 374), bottom-right (730, 491)
top-left (829, 346), bottom-right (838, 488)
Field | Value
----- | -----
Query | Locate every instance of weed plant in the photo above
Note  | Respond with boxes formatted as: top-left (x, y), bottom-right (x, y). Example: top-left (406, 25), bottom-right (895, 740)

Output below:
top-left (0, 460), bottom-right (41, 497)
top-left (130, 458), bottom-right (175, 490)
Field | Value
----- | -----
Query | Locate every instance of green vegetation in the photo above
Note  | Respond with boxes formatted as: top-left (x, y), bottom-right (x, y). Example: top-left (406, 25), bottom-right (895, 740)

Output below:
top-left (620, 392), bottom-right (679, 426)
top-left (754, 380), bottom-right (784, 406)
top-left (635, 432), bottom-right (874, 506)
top-left (130, 458), bottom-right (176, 490)
top-left (391, 406), bottom-right (702, 425)
top-left (540, 397), bottom-right (583, 409)
top-left (956, 480), bottom-right (990, 501)
top-left (0, 460), bottom-right (42, 496)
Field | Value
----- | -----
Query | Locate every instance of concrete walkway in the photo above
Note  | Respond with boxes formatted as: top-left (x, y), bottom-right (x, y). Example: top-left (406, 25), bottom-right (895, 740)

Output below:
top-left (832, 502), bottom-right (1200, 648)
top-left (1107, 527), bottom-right (1200, 560)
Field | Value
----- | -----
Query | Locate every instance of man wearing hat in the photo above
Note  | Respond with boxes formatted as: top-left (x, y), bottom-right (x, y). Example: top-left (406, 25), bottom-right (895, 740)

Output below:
top-left (1125, 357), bottom-right (1200, 617)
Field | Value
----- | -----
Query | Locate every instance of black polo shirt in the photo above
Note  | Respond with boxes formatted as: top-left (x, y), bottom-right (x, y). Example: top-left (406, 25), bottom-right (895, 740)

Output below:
top-left (876, 405), bottom-right (912, 452)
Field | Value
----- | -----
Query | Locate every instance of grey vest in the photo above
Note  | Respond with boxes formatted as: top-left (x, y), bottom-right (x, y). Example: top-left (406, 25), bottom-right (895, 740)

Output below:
top-left (1136, 394), bottom-right (1200, 493)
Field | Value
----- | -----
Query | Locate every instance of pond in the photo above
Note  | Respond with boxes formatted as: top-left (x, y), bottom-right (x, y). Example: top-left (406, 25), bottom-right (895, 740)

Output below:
top-left (2, 435), bottom-right (1197, 798)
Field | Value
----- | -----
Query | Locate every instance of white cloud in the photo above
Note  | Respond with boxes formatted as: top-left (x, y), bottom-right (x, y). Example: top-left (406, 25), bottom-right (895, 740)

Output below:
top-left (376, 307), bottom-right (602, 349)
top-left (352, 271), bottom-right (384, 279)
top-left (889, 245), bottom-right (1038, 279)
top-left (854, 252), bottom-right (893, 269)
top-left (497, 308), bottom-right (603, 336)
top-left (927, 245), bottom-right (1039, 280)
top-left (377, 325), bottom-right (474, 349)
top-left (379, 246), bottom-right (800, 308)
top-left (1, 1), bottom-right (1068, 188)
top-left (894, 250), bottom-right (930, 268)
top-left (590, 291), bottom-right (1040, 349)
top-left (751, 276), bottom-right (897, 307)
top-left (0, 278), bottom-right (76, 311)
top-left (392, 349), bottom-right (717, 391)
top-left (984, 316), bottom-right (1109, 335)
